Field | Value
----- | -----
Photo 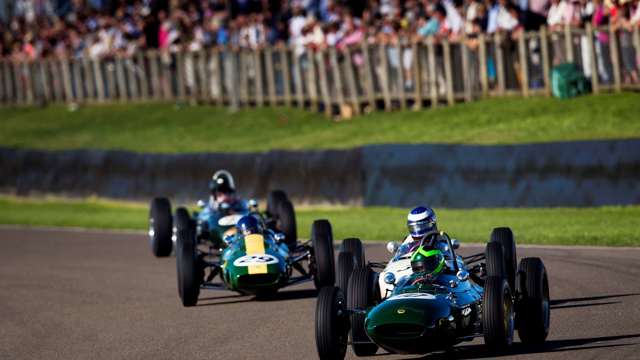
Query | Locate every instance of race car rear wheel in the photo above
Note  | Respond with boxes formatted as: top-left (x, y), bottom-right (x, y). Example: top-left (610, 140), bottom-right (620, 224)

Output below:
top-left (485, 241), bottom-right (505, 278)
top-left (316, 286), bottom-right (349, 360)
top-left (267, 190), bottom-right (287, 217)
top-left (149, 197), bottom-right (172, 257)
top-left (336, 251), bottom-right (354, 302)
top-left (491, 227), bottom-right (517, 292)
top-left (277, 199), bottom-right (298, 248)
top-left (347, 267), bottom-right (379, 357)
top-left (175, 207), bottom-right (200, 307)
top-left (483, 276), bottom-right (515, 350)
top-left (516, 257), bottom-right (550, 344)
top-left (312, 219), bottom-right (335, 290)
top-left (340, 238), bottom-right (365, 268)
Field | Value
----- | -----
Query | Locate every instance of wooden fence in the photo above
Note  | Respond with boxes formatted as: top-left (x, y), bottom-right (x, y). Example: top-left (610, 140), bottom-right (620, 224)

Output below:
top-left (0, 24), bottom-right (638, 116)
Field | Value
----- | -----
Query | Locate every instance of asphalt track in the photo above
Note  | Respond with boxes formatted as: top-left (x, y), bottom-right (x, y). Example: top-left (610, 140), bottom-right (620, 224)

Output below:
top-left (1, 227), bottom-right (640, 360)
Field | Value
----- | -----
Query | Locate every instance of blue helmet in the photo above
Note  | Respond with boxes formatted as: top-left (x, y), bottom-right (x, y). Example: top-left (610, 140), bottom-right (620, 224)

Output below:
top-left (236, 215), bottom-right (263, 236)
top-left (407, 206), bottom-right (437, 239)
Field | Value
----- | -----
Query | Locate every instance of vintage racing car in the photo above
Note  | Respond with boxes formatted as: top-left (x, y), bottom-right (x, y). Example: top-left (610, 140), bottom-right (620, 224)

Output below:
top-left (174, 210), bottom-right (337, 306)
top-left (148, 171), bottom-right (296, 257)
top-left (316, 228), bottom-right (550, 359)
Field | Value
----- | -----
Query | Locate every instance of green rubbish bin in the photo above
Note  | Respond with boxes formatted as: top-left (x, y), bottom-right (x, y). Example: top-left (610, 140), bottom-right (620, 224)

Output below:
top-left (551, 63), bottom-right (591, 99)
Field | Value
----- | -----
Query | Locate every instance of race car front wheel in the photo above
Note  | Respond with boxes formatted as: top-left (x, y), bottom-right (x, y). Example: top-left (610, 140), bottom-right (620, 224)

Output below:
top-left (347, 267), bottom-right (379, 357)
top-left (490, 227), bottom-right (517, 292)
top-left (315, 286), bottom-right (349, 360)
top-left (483, 276), bottom-right (515, 350)
top-left (516, 257), bottom-right (550, 344)
top-left (340, 238), bottom-right (365, 268)
top-left (175, 207), bottom-right (200, 307)
top-left (149, 197), bottom-right (172, 257)
top-left (312, 219), bottom-right (335, 290)
top-left (485, 241), bottom-right (506, 278)
top-left (336, 251), bottom-right (354, 303)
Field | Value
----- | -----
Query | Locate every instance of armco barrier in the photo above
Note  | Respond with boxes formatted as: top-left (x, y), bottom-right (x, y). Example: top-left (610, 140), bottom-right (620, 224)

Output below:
top-left (1, 140), bottom-right (639, 208)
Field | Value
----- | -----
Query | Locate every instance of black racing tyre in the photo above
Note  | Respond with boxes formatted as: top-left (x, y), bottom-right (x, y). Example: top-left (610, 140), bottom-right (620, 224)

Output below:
top-left (149, 197), bottom-right (172, 257)
top-left (277, 200), bottom-right (298, 248)
top-left (483, 276), bottom-right (515, 350)
top-left (315, 286), bottom-right (349, 360)
top-left (491, 227), bottom-right (517, 292)
top-left (312, 220), bottom-right (335, 290)
top-left (336, 251), bottom-right (354, 301)
top-left (175, 207), bottom-right (200, 307)
top-left (347, 267), bottom-right (379, 357)
top-left (340, 238), bottom-right (365, 268)
top-left (267, 190), bottom-right (287, 216)
top-left (516, 257), bottom-right (550, 344)
top-left (485, 241), bottom-right (505, 278)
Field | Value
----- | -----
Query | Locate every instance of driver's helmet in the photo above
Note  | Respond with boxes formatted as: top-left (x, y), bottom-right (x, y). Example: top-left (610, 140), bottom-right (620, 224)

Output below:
top-left (410, 246), bottom-right (445, 276)
top-left (236, 215), bottom-right (263, 236)
top-left (407, 206), bottom-right (437, 240)
top-left (209, 170), bottom-right (236, 196)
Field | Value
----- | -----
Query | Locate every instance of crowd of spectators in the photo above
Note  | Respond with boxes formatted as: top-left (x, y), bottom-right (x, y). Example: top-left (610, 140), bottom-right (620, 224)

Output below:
top-left (0, 0), bottom-right (639, 82)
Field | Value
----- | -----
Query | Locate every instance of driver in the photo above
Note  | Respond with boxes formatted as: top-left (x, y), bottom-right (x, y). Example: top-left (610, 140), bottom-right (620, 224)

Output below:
top-left (409, 245), bottom-right (447, 284)
top-left (403, 206), bottom-right (452, 261)
top-left (208, 170), bottom-right (246, 213)
top-left (236, 214), bottom-right (264, 236)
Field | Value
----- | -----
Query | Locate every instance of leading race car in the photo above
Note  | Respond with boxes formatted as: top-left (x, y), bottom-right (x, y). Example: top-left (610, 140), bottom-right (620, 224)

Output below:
top-left (316, 227), bottom-right (550, 359)
top-left (148, 170), bottom-right (296, 257)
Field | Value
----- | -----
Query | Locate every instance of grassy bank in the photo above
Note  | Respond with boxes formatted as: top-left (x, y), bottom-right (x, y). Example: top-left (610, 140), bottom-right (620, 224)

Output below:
top-left (1, 93), bottom-right (639, 153)
top-left (1, 196), bottom-right (638, 246)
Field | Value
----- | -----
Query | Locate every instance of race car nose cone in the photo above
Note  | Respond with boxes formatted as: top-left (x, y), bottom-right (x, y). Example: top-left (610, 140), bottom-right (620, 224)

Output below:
top-left (365, 294), bottom-right (453, 354)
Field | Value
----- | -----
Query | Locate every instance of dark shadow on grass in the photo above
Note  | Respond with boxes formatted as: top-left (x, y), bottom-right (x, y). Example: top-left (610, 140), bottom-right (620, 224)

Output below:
top-left (409, 333), bottom-right (640, 359)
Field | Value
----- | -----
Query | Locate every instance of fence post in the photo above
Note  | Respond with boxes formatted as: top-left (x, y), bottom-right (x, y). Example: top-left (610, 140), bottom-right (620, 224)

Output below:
top-left (292, 50), bottom-right (305, 108)
top-left (210, 48), bottom-right (222, 104)
top-left (634, 28), bottom-right (640, 80)
top-left (412, 41), bottom-right (422, 110)
top-left (396, 44), bottom-right (407, 110)
top-left (50, 60), bottom-right (62, 102)
top-left (81, 58), bottom-right (94, 101)
top-left (315, 49), bottom-right (332, 117)
top-left (539, 27), bottom-right (551, 96)
top-left (478, 34), bottom-right (489, 97)
top-left (71, 59), bottom-right (84, 102)
top-left (329, 47), bottom-right (346, 114)
top-left (1, 60), bottom-right (9, 103)
top-left (344, 46), bottom-right (361, 115)
top-left (494, 33), bottom-right (506, 96)
top-left (176, 51), bottom-right (186, 100)
top-left (13, 61), bottom-right (24, 104)
top-left (564, 23), bottom-right (574, 62)
top-left (518, 32), bottom-right (529, 97)
top-left (378, 44), bottom-right (392, 110)
top-left (137, 52), bottom-right (148, 101)
top-left (264, 47), bottom-right (277, 105)
top-left (442, 39), bottom-right (455, 106)
top-left (361, 40), bottom-right (376, 111)
top-left (461, 35), bottom-right (472, 102)
top-left (127, 56), bottom-right (139, 101)
top-left (115, 56), bottom-right (127, 102)
top-left (280, 46), bottom-right (292, 107)
top-left (427, 38), bottom-right (438, 108)
top-left (0, 60), bottom-right (5, 103)
top-left (307, 49), bottom-right (320, 111)
top-left (60, 58), bottom-right (74, 103)
top-left (24, 62), bottom-right (34, 104)
top-left (196, 51), bottom-right (207, 101)
top-left (254, 49), bottom-right (264, 106)
top-left (584, 23), bottom-right (599, 94)
top-left (608, 24), bottom-right (622, 92)
top-left (148, 51), bottom-right (160, 100)
top-left (106, 58), bottom-right (117, 101)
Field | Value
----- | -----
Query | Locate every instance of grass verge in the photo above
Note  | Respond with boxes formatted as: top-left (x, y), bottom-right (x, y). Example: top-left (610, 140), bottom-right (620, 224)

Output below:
top-left (1, 196), bottom-right (638, 246)
top-left (1, 93), bottom-right (639, 153)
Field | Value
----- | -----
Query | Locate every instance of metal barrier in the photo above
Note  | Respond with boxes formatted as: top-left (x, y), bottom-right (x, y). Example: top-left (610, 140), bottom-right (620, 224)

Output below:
top-left (1, 24), bottom-right (638, 115)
